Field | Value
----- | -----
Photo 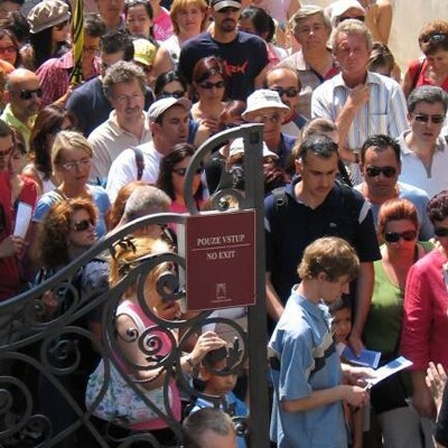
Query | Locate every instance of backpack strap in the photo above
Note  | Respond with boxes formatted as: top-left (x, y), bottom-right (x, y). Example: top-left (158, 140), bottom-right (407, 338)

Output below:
top-left (131, 147), bottom-right (145, 181)
top-left (272, 186), bottom-right (288, 212)
top-left (337, 180), bottom-right (370, 225)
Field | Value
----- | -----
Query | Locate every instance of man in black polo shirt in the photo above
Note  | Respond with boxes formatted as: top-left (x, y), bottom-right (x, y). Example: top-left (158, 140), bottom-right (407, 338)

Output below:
top-left (177, 0), bottom-right (269, 101)
top-left (264, 134), bottom-right (380, 353)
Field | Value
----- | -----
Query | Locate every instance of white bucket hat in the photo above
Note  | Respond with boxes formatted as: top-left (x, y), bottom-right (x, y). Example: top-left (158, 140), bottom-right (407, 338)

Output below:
top-left (242, 89), bottom-right (290, 120)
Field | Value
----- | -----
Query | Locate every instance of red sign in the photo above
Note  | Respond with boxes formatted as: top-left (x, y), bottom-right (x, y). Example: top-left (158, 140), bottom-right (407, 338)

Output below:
top-left (185, 210), bottom-right (256, 312)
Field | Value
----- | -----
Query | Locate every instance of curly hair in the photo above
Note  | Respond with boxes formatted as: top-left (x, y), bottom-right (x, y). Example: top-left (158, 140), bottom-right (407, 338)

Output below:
top-left (427, 189), bottom-right (448, 224)
top-left (419, 20), bottom-right (448, 55)
top-left (39, 198), bottom-right (98, 269)
top-left (29, 105), bottom-right (77, 180)
top-left (103, 60), bottom-right (146, 101)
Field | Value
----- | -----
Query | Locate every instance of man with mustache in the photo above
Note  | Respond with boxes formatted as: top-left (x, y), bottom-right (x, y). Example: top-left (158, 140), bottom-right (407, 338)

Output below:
top-left (178, 0), bottom-right (269, 101)
top-left (88, 60), bottom-right (152, 184)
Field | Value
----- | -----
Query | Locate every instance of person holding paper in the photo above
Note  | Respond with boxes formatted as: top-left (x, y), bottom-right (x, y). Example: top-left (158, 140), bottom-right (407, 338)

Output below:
top-left (402, 190), bottom-right (448, 441)
top-left (362, 198), bottom-right (433, 447)
top-left (268, 236), bottom-right (370, 448)
top-left (0, 120), bottom-right (35, 300)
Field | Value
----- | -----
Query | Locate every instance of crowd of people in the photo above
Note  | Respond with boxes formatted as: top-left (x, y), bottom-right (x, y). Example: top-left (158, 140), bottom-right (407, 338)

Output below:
top-left (1, 0), bottom-right (448, 446)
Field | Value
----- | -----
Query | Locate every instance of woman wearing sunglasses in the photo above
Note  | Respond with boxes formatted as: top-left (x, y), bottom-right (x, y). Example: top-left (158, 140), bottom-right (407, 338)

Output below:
top-left (362, 198), bottom-right (433, 447)
top-left (402, 20), bottom-right (448, 98)
top-left (191, 56), bottom-right (227, 136)
top-left (28, 131), bottom-right (110, 270)
top-left (36, 197), bottom-right (109, 447)
top-left (157, 143), bottom-right (205, 215)
top-left (401, 190), bottom-right (448, 439)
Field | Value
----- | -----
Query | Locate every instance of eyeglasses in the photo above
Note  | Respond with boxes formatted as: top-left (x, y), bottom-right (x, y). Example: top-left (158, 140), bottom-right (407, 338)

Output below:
top-left (0, 146), bottom-right (12, 157)
top-left (270, 87), bottom-right (299, 98)
top-left (365, 166), bottom-right (397, 178)
top-left (161, 90), bottom-right (185, 99)
top-left (412, 114), bottom-right (445, 124)
top-left (199, 80), bottom-right (225, 90)
top-left (172, 167), bottom-right (204, 176)
top-left (384, 230), bottom-right (417, 243)
top-left (421, 33), bottom-right (448, 44)
top-left (19, 88), bottom-right (42, 100)
top-left (337, 15), bottom-right (365, 24)
top-left (72, 218), bottom-right (95, 232)
top-left (434, 227), bottom-right (448, 237)
top-left (54, 20), bottom-right (69, 30)
top-left (0, 45), bottom-right (16, 54)
top-left (60, 157), bottom-right (91, 171)
top-left (252, 113), bottom-right (282, 124)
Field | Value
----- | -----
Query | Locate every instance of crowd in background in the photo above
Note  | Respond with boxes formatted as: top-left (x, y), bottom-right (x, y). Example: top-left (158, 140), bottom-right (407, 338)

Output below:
top-left (1, 0), bottom-right (448, 446)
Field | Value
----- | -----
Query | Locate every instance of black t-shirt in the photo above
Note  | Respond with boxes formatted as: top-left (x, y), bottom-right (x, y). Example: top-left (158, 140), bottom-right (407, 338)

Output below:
top-left (178, 31), bottom-right (269, 101)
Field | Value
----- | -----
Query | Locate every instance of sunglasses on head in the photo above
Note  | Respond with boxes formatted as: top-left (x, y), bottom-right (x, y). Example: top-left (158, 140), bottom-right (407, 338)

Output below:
top-left (173, 167), bottom-right (204, 176)
top-left (365, 166), bottom-right (397, 178)
top-left (412, 114), bottom-right (445, 124)
top-left (19, 88), bottom-right (42, 100)
top-left (72, 218), bottom-right (95, 232)
top-left (434, 227), bottom-right (448, 237)
top-left (199, 80), bottom-right (225, 90)
top-left (384, 230), bottom-right (417, 243)
top-left (270, 87), bottom-right (299, 98)
top-left (422, 33), bottom-right (448, 44)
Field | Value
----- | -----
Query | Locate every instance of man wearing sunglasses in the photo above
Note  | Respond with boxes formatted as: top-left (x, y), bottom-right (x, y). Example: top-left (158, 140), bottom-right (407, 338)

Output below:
top-left (178, 0), bottom-right (269, 101)
top-left (356, 134), bottom-right (434, 240)
top-left (1, 68), bottom-right (42, 152)
top-left (398, 85), bottom-right (448, 198)
top-left (265, 66), bottom-right (308, 138)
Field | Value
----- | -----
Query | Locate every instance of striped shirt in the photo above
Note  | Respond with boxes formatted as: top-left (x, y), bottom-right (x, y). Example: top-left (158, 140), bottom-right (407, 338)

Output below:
top-left (311, 71), bottom-right (408, 151)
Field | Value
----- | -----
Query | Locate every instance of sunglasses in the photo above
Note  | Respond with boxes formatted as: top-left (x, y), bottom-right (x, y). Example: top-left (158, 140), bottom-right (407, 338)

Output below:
top-left (72, 218), bottom-right (95, 232)
top-left (199, 81), bottom-right (225, 90)
top-left (412, 114), bottom-right (445, 124)
top-left (19, 88), bottom-right (42, 100)
top-left (434, 227), bottom-right (448, 237)
top-left (384, 230), bottom-right (417, 243)
top-left (365, 166), bottom-right (397, 178)
top-left (173, 167), bottom-right (204, 176)
top-left (270, 87), bottom-right (299, 98)
top-left (161, 90), bottom-right (185, 99)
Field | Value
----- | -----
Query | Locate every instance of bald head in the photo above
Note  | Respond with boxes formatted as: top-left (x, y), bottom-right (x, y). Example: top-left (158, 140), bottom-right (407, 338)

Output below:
top-left (6, 68), bottom-right (42, 122)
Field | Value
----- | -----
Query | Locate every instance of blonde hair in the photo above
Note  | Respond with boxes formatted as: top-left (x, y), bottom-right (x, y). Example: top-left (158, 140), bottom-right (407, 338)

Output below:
top-left (51, 130), bottom-right (93, 168)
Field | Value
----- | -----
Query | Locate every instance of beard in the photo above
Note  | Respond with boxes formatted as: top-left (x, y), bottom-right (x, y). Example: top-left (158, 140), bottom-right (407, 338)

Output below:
top-left (219, 18), bottom-right (236, 32)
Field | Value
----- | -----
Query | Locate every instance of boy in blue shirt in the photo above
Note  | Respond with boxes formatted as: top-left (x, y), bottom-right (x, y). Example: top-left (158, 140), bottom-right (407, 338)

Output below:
top-left (269, 236), bottom-right (370, 447)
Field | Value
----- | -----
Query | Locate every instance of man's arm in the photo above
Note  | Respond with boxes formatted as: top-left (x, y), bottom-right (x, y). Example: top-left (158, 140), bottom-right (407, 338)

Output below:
top-left (349, 261), bottom-right (374, 355)
top-left (281, 384), bottom-right (368, 413)
top-left (266, 272), bottom-right (284, 322)
top-left (335, 85), bottom-right (371, 163)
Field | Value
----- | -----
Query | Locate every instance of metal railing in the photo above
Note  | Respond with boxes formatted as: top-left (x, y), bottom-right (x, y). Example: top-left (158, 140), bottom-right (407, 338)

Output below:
top-left (0, 124), bottom-right (269, 447)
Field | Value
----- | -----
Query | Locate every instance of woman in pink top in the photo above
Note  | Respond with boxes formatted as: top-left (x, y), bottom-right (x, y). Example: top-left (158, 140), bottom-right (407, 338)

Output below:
top-left (157, 143), bottom-right (205, 215)
top-left (401, 190), bottom-right (448, 426)
top-left (109, 236), bottom-right (225, 444)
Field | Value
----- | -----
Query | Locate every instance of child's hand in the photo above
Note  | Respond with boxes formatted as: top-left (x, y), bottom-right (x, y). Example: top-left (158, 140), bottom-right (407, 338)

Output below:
top-left (343, 385), bottom-right (369, 408)
top-left (189, 331), bottom-right (227, 366)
